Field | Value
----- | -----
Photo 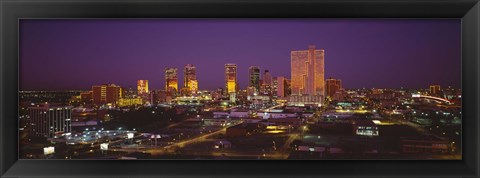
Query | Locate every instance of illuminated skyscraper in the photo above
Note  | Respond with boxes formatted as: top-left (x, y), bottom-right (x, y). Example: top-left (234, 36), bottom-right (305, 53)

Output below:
top-left (184, 64), bottom-right (198, 93)
top-left (285, 78), bottom-right (291, 96)
top-left (275, 76), bottom-right (287, 97)
top-left (289, 44), bottom-right (325, 106)
top-left (225, 63), bottom-right (237, 94)
top-left (92, 84), bottom-right (123, 105)
top-left (325, 77), bottom-right (342, 98)
top-left (291, 44), bottom-right (325, 96)
top-left (261, 70), bottom-right (273, 95)
top-left (137, 80), bottom-right (149, 95)
top-left (165, 68), bottom-right (178, 94)
top-left (262, 70), bottom-right (272, 86)
top-left (248, 66), bottom-right (261, 92)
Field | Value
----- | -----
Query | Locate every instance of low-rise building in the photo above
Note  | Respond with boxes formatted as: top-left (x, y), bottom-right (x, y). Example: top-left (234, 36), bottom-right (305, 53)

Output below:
top-left (352, 119), bottom-right (379, 136)
top-left (401, 135), bottom-right (452, 154)
top-left (116, 97), bottom-right (143, 107)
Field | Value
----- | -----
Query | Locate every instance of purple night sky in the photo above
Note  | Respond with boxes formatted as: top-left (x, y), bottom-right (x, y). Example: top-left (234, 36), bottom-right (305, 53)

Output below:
top-left (19, 19), bottom-right (461, 91)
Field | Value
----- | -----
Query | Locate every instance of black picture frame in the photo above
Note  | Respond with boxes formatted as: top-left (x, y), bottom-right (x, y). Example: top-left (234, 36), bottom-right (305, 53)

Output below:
top-left (1, 0), bottom-right (479, 177)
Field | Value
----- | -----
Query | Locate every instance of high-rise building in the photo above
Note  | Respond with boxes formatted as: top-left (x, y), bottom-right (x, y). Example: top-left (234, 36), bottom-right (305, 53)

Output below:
top-left (273, 77), bottom-right (278, 96)
top-left (430, 85), bottom-right (441, 95)
top-left (275, 76), bottom-right (287, 97)
top-left (261, 70), bottom-right (273, 95)
top-left (137, 80), bottom-right (149, 95)
top-left (325, 77), bottom-right (342, 98)
top-left (225, 63), bottom-right (237, 94)
top-left (291, 44), bottom-right (325, 96)
top-left (262, 70), bottom-right (272, 86)
top-left (92, 84), bottom-right (123, 105)
top-left (29, 104), bottom-right (72, 138)
top-left (285, 78), bottom-right (291, 96)
top-left (290, 44), bottom-right (325, 106)
top-left (165, 68), bottom-right (178, 94)
top-left (248, 66), bottom-right (261, 92)
top-left (184, 64), bottom-right (198, 93)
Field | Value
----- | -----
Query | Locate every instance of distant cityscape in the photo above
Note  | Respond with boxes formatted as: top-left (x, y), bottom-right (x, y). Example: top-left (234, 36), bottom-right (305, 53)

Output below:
top-left (19, 44), bottom-right (462, 160)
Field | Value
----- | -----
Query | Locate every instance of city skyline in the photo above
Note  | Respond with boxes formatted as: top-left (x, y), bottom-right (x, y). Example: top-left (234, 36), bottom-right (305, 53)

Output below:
top-left (20, 19), bottom-right (461, 91)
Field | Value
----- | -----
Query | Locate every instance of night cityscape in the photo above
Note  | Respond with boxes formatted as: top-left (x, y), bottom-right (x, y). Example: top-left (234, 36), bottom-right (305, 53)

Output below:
top-left (19, 19), bottom-right (461, 160)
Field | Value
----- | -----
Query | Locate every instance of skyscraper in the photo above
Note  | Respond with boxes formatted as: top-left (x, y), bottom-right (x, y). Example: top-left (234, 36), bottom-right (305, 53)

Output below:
top-left (184, 64), bottom-right (198, 93)
top-left (165, 68), bottom-right (178, 94)
top-left (262, 70), bottom-right (272, 86)
top-left (285, 78), bottom-right (291, 96)
top-left (289, 44), bottom-right (325, 106)
top-left (248, 66), bottom-right (261, 92)
top-left (291, 44), bottom-right (325, 96)
top-left (325, 77), bottom-right (342, 98)
top-left (225, 63), bottom-right (237, 94)
top-left (261, 70), bottom-right (273, 95)
top-left (137, 80), bottom-right (149, 95)
top-left (275, 76), bottom-right (287, 97)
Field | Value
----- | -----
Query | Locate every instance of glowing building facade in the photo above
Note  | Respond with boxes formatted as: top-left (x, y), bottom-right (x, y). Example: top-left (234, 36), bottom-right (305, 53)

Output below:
top-left (225, 63), bottom-right (237, 94)
top-left (165, 68), bottom-right (178, 94)
top-left (275, 76), bottom-right (289, 97)
top-left (117, 97), bottom-right (143, 107)
top-left (188, 80), bottom-right (198, 93)
top-left (261, 70), bottom-right (273, 95)
top-left (290, 44), bottom-right (325, 106)
top-left (184, 64), bottom-right (198, 93)
top-left (137, 80), bottom-right (149, 95)
top-left (92, 84), bottom-right (123, 105)
top-left (248, 66), bottom-right (261, 92)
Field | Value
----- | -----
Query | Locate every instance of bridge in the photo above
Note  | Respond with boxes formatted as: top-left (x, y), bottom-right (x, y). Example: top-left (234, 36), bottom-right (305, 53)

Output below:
top-left (411, 94), bottom-right (452, 105)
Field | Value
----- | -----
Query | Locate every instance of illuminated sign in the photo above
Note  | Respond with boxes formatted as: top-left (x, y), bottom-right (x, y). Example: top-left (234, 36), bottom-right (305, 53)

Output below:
top-left (43, 146), bottom-right (55, 155)
top-left (100, 143), bottom-right (109, 151)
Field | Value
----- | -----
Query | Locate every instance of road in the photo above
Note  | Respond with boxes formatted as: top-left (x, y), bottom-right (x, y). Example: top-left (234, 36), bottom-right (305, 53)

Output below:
top-left (262, 104), bottom-right (282, 112)
top-left (142, 121), bottom-right (244, 156)
top-left (278, 133), bottom-right (300, 159)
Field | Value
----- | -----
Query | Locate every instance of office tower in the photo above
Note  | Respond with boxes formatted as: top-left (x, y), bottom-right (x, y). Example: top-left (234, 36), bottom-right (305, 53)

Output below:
top-left (92, 84), bottom-right (123, 105)
top-left (285, 78), bottom-right (291, 96)
top-left (262, 70), bottom-right (272, 86)
top-left (289, 44), bottom-right (325, 106)
top-left (430, 85), bottom-right (441, 95)
top-left (291, 44), bottom-right (325, 96)
top-left (325, 77), bottom-right (342, 98)
top-left (188, 80), bottom-right (198, 93)
top-left (137, 80), bottom-right (149, 95)
top-left (165, 68), bottom-right (178, 94)
top-left (276, 76), bottom-right (287, 97)
top-left (261, 70), bottom-right (273, 95)
top-left (184, 64), bottom-right (198, 93)
top-left (272, 77), bottom-right (278, 96)
top-left (248, 66), bottom-right (261, 92)
top-left (29, 104), bottom-right (72, 138)
top-left (225, 63), bottom-right (237, 94)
